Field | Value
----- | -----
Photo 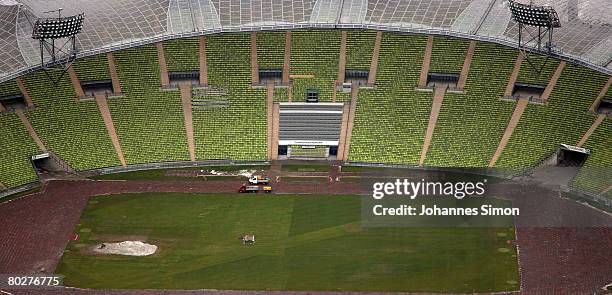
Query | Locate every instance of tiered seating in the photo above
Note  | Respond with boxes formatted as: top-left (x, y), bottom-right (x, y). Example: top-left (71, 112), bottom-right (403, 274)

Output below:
top-left (516, 54), bottom-right (559, 86)
top-left (348, 33), bottom-right (431, 164)
top-left (273, 87), bottom-right (288, 102)
top-left (257, 32), bottom-right (285, 69)
top-left (110, 45), bottom-right (190, 164)
top-left (495, 64), bottom-right (610, 172)
top-left (164, 38), bottom-right (199, 72)
top-left (192, 33), bottom-right (267, 160)
top-left (571, 119), bottom-right (612, 199)
top-left (345, 30), bottom-right (377, 71)
top-left (72, 55), bottom-right (110, 81)
top-left (22, 69), bottom-right (120, 170)
top-left (290, 145), bottom-right (327, 158)
top-left (0, 113), bottom-right (39, 188)
top-left (0, 79), bottom-right (20, 98)
top-left (290, 30), bottom-right (340, 102)
top-left (428, 37), bottom-right (469, 74)
top-left (425, 42), bottom-right (517, 167)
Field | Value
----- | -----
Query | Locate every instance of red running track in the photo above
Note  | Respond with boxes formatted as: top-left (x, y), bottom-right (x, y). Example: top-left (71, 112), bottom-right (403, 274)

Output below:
top-left (0, 179), bottom-right (611, 295)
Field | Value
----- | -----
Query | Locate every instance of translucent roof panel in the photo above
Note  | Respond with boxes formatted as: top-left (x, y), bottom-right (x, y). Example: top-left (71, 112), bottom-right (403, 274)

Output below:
top-left (19, 0), bottom-right (168, 50)
top-left (0, 0), bottom-right (610, 81)
top-left (366, 0), bottom-right (474, 29)
top-left (501, 0), bottom-right (611, 66)
top-left (0, 3), bottom-right (26, 77)
top-left (211, 0), bottom-right (315, 27)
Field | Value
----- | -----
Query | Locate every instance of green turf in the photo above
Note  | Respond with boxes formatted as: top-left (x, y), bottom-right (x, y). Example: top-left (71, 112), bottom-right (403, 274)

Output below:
top-left (57, 193), bottom-right (519, 292)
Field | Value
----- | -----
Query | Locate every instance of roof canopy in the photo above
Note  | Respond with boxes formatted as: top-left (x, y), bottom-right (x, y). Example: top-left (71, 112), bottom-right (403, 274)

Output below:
top-left (0, 0), bottom-right (610, 81)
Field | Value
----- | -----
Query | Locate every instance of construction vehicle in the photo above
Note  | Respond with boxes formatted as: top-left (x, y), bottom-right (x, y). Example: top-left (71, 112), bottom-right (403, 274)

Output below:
top-left (238, 184), bottom-right (272, 193)
top-left (248, 175), bottom-right (270, 185)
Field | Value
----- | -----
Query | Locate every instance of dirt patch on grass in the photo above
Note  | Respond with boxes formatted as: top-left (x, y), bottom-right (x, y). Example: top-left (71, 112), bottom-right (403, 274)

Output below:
top-left (92, 241), bottom-right (157, 256)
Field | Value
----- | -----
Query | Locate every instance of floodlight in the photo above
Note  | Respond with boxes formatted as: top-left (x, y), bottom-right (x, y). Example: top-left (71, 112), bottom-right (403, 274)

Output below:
top-left (32, 13), bottom-right (85, 40)
top-left (508, 0), bottom-right (560, 28)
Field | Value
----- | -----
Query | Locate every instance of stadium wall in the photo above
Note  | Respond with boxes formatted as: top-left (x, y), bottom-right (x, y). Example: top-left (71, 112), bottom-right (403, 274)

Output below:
top-left (0, 29), bottom-right (609, 204)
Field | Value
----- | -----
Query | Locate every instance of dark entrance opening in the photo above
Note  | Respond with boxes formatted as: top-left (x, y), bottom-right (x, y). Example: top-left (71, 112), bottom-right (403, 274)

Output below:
top-left (0, 94), bottom-right (27, 111)
top-left (512, 82), bottom-right (545, 100)
top-left (306, 89), bottom-right (319, 103)
top-left (344, 70), bottom-right (369, 86)
top-left (259, 69), bottom-right (283, 85)
top-left (426, 72), bottom-right (459, 88)
top-left (278, 145), bottom-right (288, 156)
top-left (328, 146), bottom-right (338, 156)
top-left (81, 80), bottom-right (114, 97)
top-left (169, 71), bottom-right (200, 87)
top-left (557, 148), bottom-right (588, 167)
top-left (31, 154), bottom-right (63, 173)
top-left (595, 98), bottom-right (612, 115)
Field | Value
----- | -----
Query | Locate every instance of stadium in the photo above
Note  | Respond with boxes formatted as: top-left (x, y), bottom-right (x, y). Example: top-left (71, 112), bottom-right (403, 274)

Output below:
top-left (0, 0), bottom-right (611, 294)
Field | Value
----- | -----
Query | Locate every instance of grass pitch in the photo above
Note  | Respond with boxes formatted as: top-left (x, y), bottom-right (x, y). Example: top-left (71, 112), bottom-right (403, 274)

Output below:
top-left (57, 193), bottom-right (519, 292)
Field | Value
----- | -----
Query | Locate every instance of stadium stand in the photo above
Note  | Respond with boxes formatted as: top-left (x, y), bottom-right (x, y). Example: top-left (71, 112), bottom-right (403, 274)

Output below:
top-left (290, 30), bottom-right (341, 102)
top-left (192, 33), bottom-right (267, 160)
top-left (20, 69), bottom-right (121, 171)
top-left (348, 33), bottom-right (431, 164)
top-left (0, 79), bottom-right (21, 99)
top-left (0, 30), bottom-right (609, 192)
top-left (425, 42), bottom-right (517, 167)
top-left (0, 113), bottom-right (40, 187)
top-left (257, 32), bottom-right (285, 69)
top-left (428, 36), bottom-right (469, 74)
top-left (72, 55), bottom-right (111, 81)
top-left (164, 38), bottom-right (199, 72)
top-left (345, 30), bottom-right (377, 71)
top-left (495, 64), bottom-right (610, 172)
top-left (109, 45), bottom-right (190, 164)
top-left (571, 118), bottom-right (612, 199)
top-left (515, 54), bottom-right (560, 87)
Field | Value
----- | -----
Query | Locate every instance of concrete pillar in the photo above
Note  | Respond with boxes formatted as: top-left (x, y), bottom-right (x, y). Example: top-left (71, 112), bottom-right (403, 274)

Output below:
top-left (589, 76), bottom-right (612, 112)
top-left (489, 98), bottom-right (529, 167)
top-left (457, 41), bottom-right (476, 90)
top-left (540, 61), bottom-right (566, 101)
top-left (504, 53), bottom-right (524, 97)
top-left (337, 31), bottom-right (347, 84)
top-left (94, 93), bottom-right (127, 166)
top-left (282, 31), bottom-right (292, 85)
top-left (67, 65), bottom-right (85, 97)
top-left (419, 86), bottom-right (446, 166)
top-left (577, 114), bottom-right (605, 147)
top-left (251, 32), bottom-right (259, 85)
top-left (367, 32), bottom-right (382, 86)
top-left (266, 83), bottom-right (274, 160)
top-left (106, 53), bottom-right (122, 94)
top-left (16, 78), bottom-right (34, 107)
top-left (417, 36), bottom-right (434, 88)
top-left (199, 36), bottom-right (208, 86)
top-left (156, 42), bottom-right (170, 88)
top-left (15, 109), bottom-right (46, 151)
top-left (179, 84), bottom-right (196, 161)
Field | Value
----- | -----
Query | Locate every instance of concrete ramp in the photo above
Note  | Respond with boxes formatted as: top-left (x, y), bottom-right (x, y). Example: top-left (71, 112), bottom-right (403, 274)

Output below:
top-left (179, 84), bottom-right (196, 161)
top-left (489, 98), bottom-right (529, 167)
top-left (419, 86), bottom-right (446, 166)
top-left (94, 94), bottom-right (126, 166)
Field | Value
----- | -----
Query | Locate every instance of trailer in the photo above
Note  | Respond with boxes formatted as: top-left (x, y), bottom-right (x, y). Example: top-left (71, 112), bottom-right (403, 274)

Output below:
top-left (248, 175), bottom-right (270, 185)
top-left (238, 184), bottom-right (272, 193)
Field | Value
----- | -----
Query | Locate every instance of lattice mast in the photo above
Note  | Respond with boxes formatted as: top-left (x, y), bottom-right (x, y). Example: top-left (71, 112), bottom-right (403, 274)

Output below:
top-left (508, 0), bottom-right (561, 75)
top-left (31, 8), bottom-right (84, 84)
